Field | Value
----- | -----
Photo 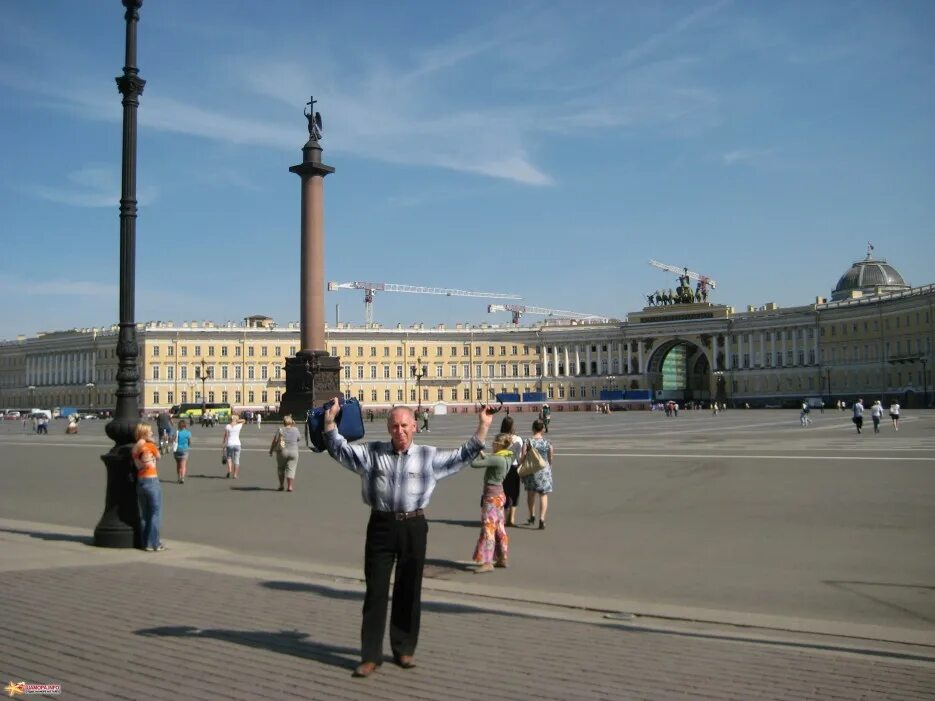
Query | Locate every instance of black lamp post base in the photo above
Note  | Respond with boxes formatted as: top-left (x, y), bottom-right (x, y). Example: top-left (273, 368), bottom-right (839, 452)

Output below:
top-left (93, 447), bottom-right (140, 548)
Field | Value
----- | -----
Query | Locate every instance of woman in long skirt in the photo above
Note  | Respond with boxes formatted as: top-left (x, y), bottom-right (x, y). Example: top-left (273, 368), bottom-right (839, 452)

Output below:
top-left (470, 433), bottom-right (512, 573)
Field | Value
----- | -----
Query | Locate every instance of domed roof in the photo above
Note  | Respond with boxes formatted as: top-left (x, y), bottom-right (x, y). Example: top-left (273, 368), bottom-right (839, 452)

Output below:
top-left (832, 251), bottom-right (909, 300)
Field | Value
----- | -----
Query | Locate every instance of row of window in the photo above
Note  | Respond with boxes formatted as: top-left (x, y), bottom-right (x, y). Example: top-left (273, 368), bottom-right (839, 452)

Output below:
top-left (826, 310), bottom-right (931, 337)
top-left (152, 345), bottom-right (297, 358)
top-left (151, 365), bottom-right (283, 381)
top-left (152, 389), bottom-right (281, 406)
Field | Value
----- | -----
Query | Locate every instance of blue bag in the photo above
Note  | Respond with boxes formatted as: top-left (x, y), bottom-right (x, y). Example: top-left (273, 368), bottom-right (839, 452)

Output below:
top-left (306, 397), bottom-right (365, 452)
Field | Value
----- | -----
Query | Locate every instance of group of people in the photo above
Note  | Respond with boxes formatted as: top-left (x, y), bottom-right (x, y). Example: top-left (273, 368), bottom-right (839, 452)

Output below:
top-left (129, 411), bottom-right (306, 553)
top-left (850, 398), bottom-right (900, 434)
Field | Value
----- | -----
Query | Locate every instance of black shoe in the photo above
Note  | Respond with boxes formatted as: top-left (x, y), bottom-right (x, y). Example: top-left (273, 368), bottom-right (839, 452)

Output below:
top-left (538, 521), bottom-right (546, 530)
top-left (526, 516), bottom-right (535, 525)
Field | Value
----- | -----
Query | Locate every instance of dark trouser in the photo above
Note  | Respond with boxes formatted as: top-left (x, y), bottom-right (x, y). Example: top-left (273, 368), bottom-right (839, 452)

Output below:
top-left (502, 465), bottom-right (520, 509)
top-left (361, 511), bottom-right (427, 663)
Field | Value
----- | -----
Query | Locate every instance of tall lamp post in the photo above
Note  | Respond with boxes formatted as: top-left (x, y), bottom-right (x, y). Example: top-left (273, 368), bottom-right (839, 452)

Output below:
top-left (199, 358), bottom-right (208, 416)
top-left (410, 358), bottom-right (425, 414)
top-left (94, 0), bottom-right (145, 548)
top-left (86, 382), bottom-right (96, 412)
top-left (28, 385), bottom-right (36, 408)
top-left (921, 357), bottom-right (929, 408)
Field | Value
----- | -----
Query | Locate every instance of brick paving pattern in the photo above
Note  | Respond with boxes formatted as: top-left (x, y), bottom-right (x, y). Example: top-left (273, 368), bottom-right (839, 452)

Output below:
top-left (2, 562), bottom-right (933, 700)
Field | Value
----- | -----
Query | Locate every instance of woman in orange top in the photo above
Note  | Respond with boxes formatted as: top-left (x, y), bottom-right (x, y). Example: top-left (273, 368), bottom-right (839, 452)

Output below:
top-left (132, 422), bottom-right (165, 552)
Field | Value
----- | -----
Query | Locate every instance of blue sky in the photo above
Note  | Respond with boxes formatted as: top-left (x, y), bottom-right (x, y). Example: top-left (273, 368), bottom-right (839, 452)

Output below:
top-left (1, 0), bottom-right (933, 339)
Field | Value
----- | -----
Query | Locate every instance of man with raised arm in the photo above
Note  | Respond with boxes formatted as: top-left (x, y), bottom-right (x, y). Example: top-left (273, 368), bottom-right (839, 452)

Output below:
top-left (322, 398), bottom-right (494, 678)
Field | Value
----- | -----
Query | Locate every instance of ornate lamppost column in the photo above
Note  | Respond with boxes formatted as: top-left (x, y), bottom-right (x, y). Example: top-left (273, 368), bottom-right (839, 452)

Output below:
top-left (411, 358), bottom-right (425, 414)
top-left (281, 98), bottom-right (341, 418)
top-left (94, 0), bottom-right (145, 548)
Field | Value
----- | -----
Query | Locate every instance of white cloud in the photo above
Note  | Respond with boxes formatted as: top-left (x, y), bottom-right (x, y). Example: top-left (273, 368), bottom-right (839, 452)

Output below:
top-left (722, 148), bottom-right (774, 166)
top-left (29, 166), bottom-right (158, 208)
top-left (0, 274), bottom-right (116, 297)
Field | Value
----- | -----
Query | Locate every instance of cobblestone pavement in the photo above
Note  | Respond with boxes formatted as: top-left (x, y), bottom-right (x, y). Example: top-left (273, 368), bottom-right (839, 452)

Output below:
top-left (1, 525), bottom-right (934, 700)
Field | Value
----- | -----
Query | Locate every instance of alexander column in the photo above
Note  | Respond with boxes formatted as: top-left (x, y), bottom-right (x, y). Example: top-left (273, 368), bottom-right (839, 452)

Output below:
top-left (280, 98), bottom-right (341, 418)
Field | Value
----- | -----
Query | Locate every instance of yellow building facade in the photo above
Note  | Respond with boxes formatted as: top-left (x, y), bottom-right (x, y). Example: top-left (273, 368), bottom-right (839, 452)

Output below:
top-left (2, 258), bottom-right (933, 413)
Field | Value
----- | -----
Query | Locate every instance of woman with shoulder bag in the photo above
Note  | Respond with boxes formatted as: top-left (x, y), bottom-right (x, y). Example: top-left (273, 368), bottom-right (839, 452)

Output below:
top-left (270, 415), bottom-right (302, 491)
top-left (517, 419), bottom-right (554, 529)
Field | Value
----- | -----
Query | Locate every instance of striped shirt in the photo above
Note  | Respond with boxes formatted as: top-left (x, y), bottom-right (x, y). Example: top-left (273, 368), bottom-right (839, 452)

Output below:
top-left (324, 429), bottom-right (484, 512)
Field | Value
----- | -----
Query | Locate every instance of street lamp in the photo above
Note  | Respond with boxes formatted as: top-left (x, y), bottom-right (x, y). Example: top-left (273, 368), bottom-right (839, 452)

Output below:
top-left (92, 0), bottom-right (145, 548)
top-left (199, 358), bottom-right (208, 416)
top-left (27, 385), bottom-right (36, 408)
top-left (410, 358), bottom-right (425, 413)
top-left (920, 357), bottom-right (929, 408)
top-left (86, 382), bottom-right (95, 412)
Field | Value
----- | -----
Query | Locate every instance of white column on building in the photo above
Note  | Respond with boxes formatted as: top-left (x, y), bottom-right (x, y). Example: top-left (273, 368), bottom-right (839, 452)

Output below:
top-left (563, 346), bottom-right (570, 377)
top-left (759, 332), bottom-right (766, 368)
top-left (586, 344), bottom-right (592, 376)
top-left (738, 334), bottom-right (744, 369)
top-left (553, 345), bottom-right (560, 378)
top-left (725, 335), bottom-right (732, 370)
top-left (540, 343), bottom-right (548, 377)
top-left (574, 346), bottom-right (581, 376)
top-left (637, 341), bottom-right (644, 374)
top-left (618, 342), bottom-right (624, 374)
top-left (771, 330), bottom-right (777, 367)
top-left (596, 341), bottom-right (603, 375)
top-left (792, 327), bottom-right (799, 366)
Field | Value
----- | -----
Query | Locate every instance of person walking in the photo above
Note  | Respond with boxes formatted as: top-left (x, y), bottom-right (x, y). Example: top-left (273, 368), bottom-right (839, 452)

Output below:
top-left (321, 398), bottom-right (493, 678)
top-left (420, 408), bottom-right (430, 432)
top-left (800, 400), bottom-right (811, 427)
top-left (499, 416), bottom-right (523, 527)
top-left (870, 400), bottom-right (884, 433)
top-left (470, 433), bottom-right (512, 573)
top-left (131, 422), bottom-right (165, 551)
top-left (889, 401), bottom-right (901, 431)
top-left (540, 404), bottom-right (551, 433)
top-left (174, 419), bottom-right (192, 484)
top-left (269, 415), bottom-right (302, 492)
top-left (256, 413), bottom-right (262, 430)
top-left (852, 398), bottom-right (865, 434)
top-left (222, 413), bottom-right (246, 478)
top-left (156, 410), bottom-right (174, 454)
top-left (518, 419), bottom-right (554, 529)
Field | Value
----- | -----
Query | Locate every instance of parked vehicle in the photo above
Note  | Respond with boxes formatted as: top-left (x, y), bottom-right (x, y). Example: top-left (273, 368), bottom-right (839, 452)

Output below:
top-left (4, 411), bottom-right (21, 420)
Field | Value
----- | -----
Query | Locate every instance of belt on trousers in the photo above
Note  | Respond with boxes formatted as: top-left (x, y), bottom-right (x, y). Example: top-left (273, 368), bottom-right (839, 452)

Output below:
top-left (372, 508), bottom-right (425, 521)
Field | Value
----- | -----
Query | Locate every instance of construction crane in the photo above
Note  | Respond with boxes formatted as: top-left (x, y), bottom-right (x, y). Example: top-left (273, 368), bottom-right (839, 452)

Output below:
top-left (649, 259), bottom-right (717, 290)
top-left (327, 281), bottom-right (521, 325)
top-left (488, 304), bottom-right (613, 325)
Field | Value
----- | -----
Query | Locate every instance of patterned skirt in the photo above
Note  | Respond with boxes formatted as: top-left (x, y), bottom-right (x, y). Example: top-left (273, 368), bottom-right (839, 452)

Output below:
top-left (472, 485), bottom-right (509, 565)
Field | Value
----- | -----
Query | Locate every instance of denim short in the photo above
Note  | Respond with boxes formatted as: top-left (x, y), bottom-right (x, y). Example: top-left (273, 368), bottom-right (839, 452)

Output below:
top-left (225, 446), bottom-right (241, 466)
top-left (174, 450), bottom-right (189, 459)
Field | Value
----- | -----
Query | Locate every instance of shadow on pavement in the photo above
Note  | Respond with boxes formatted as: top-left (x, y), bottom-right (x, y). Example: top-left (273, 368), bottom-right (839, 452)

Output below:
top-left (188, 474), bottom-right (228, 480)
top-left (427, 519), bottom-right (477, 528)
top-left (0, 526), bottom-right (94, 546)
top-left (260, 579), bottom-right (523, 617)
top-left (823, 579), bottom-right (935, 625)
top-left (230, 486), bottom-right (281, 492)
top-left (136, 625), bottom-right (358, 671)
